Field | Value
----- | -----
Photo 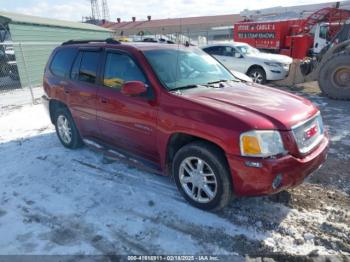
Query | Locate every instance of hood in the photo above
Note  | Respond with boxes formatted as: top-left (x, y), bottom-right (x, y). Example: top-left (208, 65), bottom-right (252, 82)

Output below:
top-left (181, 82), bottom-right (318, 130)
top-left (247, 52), bottom-right (293, 64)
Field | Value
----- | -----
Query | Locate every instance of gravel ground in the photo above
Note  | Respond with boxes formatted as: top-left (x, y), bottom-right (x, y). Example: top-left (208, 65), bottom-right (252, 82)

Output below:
top-left (0, 85), bottom-right (349, 261)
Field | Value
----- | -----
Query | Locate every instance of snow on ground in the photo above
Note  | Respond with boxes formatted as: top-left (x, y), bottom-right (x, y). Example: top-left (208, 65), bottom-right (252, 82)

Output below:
top-left (0, 87), bottom-right (43, 108)
top-left (0, 94), bottom-right (349, 258)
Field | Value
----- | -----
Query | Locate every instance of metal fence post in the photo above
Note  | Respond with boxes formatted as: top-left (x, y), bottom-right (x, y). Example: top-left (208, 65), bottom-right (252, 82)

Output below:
top-left (19, 43), bottom-right (35, 104)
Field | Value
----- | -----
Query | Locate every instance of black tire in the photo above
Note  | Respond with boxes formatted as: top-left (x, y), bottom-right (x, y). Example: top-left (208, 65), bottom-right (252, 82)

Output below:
top-left (172, 141), bottom-right (233, 211)
top-left (247, 67), bottom-right (267, 84)
top-left (54, 107), bottom-right (83, 149)
top-left (318, 52), bottom-right (350, 100)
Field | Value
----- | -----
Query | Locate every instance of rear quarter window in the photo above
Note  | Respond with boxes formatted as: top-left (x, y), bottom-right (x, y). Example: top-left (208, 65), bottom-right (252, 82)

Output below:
top-left (50, 48), bottom-right (77, 78)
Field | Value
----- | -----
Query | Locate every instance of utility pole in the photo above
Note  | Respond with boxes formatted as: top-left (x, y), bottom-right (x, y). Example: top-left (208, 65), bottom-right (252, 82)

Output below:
top-left (90, 0), bottom-right (101, 21)
top-left (101, 0), bottom-right (110, 21)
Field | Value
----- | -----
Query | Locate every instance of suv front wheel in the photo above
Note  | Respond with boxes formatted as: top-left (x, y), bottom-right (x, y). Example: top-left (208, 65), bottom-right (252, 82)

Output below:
top-left (173, 141), bottom-right (233, 210)
top-left (54, 108), bottom-right (83, 149)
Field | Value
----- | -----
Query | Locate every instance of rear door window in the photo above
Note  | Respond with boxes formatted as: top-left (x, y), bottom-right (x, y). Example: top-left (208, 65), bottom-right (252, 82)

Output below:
top-left (70, 52), bottom-right (82, 80)
top-left (77, 51), bottom-right (100, 84)
top-left (50, 48), bottom-right (77, 78)
top-left (70, 51), bottom-right (100, 84)
top-left (203, 46), bottom-right (224, 56)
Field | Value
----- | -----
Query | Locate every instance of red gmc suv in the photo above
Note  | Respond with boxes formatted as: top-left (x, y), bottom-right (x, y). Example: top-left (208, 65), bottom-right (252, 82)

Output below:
top-left (42, 38), bottom-right (329, 210)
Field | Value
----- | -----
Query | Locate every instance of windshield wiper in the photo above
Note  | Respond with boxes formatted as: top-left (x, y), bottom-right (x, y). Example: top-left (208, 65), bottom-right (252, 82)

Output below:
top-left (207, 80), bottom-right (229, 85)
top-left (207, 79), bottom-right (241, 85)
top-left (170, 84), bottom-right (202, 92)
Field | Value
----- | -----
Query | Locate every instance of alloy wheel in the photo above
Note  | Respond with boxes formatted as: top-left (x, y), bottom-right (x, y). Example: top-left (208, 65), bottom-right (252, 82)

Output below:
top-left (179, 157), bottom-right (218, 203)
top-left (57, 115), bottom-right (72, 144)
top-left (250, 71), bottom-right (264, 84)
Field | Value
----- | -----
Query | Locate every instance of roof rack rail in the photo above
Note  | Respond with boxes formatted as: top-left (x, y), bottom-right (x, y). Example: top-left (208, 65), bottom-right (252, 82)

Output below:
top-left (61, 38), bottom-right (121, 46)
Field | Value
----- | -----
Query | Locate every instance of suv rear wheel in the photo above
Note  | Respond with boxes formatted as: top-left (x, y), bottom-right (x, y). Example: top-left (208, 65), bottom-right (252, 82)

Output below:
top-left (173, 141), bottom-right (232, 210)
top-left (54, 108), bottom-right (83, 149)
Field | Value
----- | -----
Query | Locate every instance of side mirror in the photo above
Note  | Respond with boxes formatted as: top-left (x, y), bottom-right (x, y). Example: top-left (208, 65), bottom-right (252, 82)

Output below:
top-left (121, 81), bottom-right (147, 96)
top-left (234, 52), bottom-right (243, 58)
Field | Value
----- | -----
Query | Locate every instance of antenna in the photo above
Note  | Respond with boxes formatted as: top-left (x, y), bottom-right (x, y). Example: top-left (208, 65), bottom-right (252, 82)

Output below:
top-left (90, 0), bottom-right (101, 20)
top-left (101, 0), bottom-right (110, 21)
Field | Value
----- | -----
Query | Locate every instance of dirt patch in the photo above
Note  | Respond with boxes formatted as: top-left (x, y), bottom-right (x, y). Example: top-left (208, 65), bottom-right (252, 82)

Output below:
top-left (310, 159), bottom-right (350, 195)
top-left (267, 183), bottom-right (350, 254)
top-left (269, 184), bottom-right (350, 211)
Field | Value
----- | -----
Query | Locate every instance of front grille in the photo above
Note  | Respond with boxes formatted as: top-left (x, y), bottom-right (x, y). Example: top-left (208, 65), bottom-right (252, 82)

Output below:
top-left (292, 113), bottom-right (324, 154)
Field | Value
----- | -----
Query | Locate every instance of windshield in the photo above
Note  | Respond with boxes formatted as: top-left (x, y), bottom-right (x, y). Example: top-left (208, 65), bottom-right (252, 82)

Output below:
top-left (235, 45), bottom-right (260, 55)
top-left (143, 48), bottom-right (236, 90)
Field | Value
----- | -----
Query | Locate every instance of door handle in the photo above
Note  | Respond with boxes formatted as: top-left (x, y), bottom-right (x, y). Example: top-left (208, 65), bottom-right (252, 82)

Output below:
top-left (59, 81), bottom-right (70, 94)
top-left (100, 97), bottom-right (109, 104)
top-left (64, 87), bottom-right (70, 94)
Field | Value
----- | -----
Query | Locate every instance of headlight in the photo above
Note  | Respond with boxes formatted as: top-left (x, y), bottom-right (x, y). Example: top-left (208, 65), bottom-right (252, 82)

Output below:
top-left (240, 130), bottom-right (286, 157)
top-left (264, 62), bottom-right (282, 67)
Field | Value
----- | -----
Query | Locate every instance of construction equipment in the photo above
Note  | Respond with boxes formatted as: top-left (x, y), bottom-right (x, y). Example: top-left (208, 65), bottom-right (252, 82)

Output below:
top-left (300, 19), bottom-right (350, 100)
top-left (234, 7), bottom-right (350, 59)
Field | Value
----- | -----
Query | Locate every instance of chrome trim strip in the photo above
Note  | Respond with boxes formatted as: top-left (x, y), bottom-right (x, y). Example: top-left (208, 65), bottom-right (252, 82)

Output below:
top-left (292, 111), bottom-right (320, 130)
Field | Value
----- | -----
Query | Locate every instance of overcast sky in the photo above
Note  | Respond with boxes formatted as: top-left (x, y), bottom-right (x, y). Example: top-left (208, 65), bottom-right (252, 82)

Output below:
top-left (1, 0), bottom-right (339, 21)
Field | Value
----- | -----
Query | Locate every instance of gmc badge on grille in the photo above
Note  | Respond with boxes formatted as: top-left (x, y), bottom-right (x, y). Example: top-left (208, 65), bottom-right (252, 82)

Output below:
top-left (305, 124), bottom-right (318, 140)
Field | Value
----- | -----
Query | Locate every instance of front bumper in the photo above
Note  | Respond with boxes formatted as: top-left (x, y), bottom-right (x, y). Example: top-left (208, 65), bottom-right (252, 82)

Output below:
top-left (265, 65), bottom-right (290, 81)
top-left (227, 136), bottom-right (329, 197)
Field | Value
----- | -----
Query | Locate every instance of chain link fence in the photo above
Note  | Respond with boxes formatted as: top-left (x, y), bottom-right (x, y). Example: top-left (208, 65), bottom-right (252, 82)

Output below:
top-left (0, 42), bottom-right (60, 108)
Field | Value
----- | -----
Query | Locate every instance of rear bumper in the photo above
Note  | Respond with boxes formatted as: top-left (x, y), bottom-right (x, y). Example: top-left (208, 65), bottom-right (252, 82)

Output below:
top-left (227, 136), bottom-right (329, 196)
top-left (41, 95), bottom-right (51, 120)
